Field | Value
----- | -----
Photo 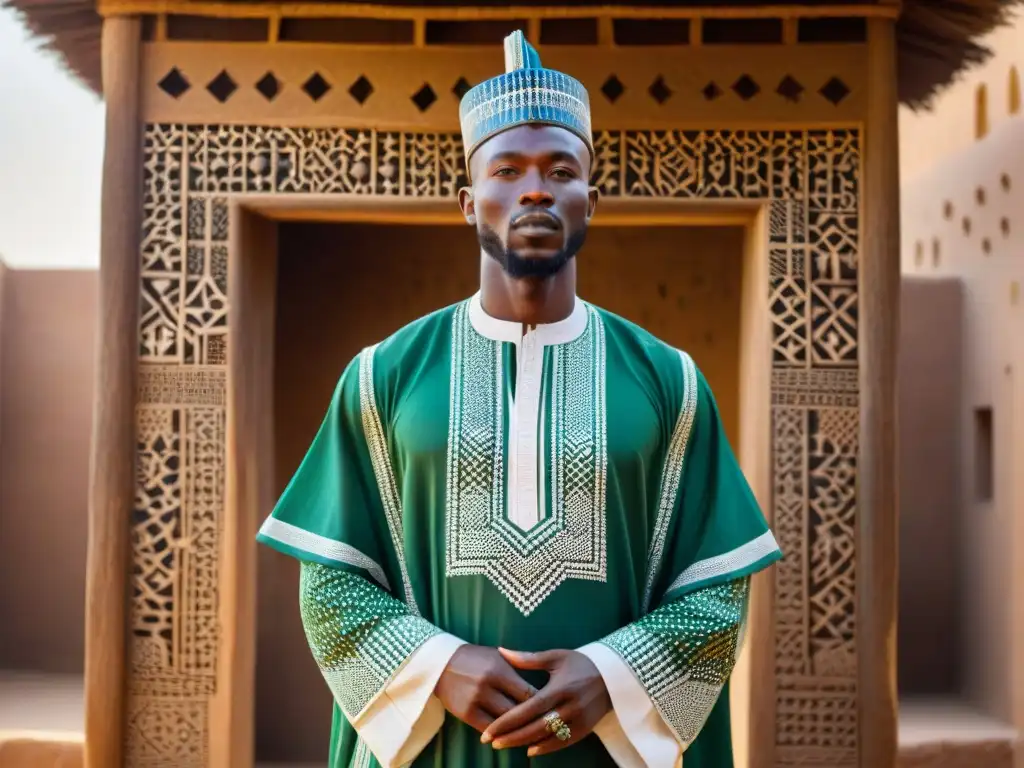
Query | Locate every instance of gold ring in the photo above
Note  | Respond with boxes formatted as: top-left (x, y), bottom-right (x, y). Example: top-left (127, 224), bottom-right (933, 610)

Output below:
top-left (544, 711), bottom-right (571, 741)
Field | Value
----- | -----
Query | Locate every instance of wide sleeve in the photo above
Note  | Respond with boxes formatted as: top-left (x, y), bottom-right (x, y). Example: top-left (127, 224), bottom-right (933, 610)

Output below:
top-left (256, 349), bottom-right (463, 767)
top-left (653, 353), bottom-right (782, 605)
top-left (579, 350), bottom-right (782, 765)
top-left (299, 562), bottom-right (464, 767)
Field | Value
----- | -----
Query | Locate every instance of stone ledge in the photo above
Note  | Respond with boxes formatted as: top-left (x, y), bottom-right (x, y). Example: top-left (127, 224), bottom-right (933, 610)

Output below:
top-left (0, 732), bottom-right (83, 768)
top-left (898, 739), bottom-right (1018, 768)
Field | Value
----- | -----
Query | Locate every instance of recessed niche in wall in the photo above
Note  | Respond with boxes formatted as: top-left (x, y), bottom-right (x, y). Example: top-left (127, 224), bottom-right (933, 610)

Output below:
top-left (982, 237), bottom-right (992, 255)
top-left (1001, 217), bottom-right (1010, 237)
top-left (914, 240), bottom-right (924, 267)
top-left (1001, 173), bottom-right (1012, 192)
top-left (1010, 66), bottom-right (1021, 115)
top-left (976, 186), bottom-right (986, 205)
top-left (943, 200), bottom-right (954, 220)
top-left (1012, 281), bottom-right (1020, 306)
top-left (976, 83), bottom-right (989, 140)
top-left (962, 216), bottom-right (972, 235)
top-left (973, 406), bottom-right (993, 503)
top-left (931, 237), bottom-right (941, 267)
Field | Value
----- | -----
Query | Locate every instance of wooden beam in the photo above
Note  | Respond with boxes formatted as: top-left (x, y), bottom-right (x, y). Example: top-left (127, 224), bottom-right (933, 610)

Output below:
top-left (99, 1), bottom-right (901, 21)
top-left (83, 14), bottom-right (142, 768)
top-left (859, 15), bottom-right (900, 768)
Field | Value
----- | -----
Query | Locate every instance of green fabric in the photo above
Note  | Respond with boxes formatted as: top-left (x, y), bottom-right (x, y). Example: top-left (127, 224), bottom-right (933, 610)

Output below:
top-left (600, 578), bottom-right (748, 747)
top-left (257, 298), bottom-right (782, 768)
top-left (299, 562), bottom-right (440, 719)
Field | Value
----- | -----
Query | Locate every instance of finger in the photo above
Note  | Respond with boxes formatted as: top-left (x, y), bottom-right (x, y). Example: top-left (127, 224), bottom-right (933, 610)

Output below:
top-left (491, 699), bottom-right (582, 749)
top-left (498, 647), bottom-right (565, 671)
top-left (489, 667), bottom-right (538, 704)
top-left (482, 687), bottom-right (566, 742)
top-left (490, 715), bottom-right (558, 750)
top-left (527, 732), bottom-right (578, 758)
top-left (477, 689), bottom-right (517, 718)
top-left (462, 706), bottom-right (496, 735)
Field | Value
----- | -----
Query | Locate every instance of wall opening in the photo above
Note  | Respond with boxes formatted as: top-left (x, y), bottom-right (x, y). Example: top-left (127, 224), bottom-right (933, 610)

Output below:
top-left (976, 83), bottom-right (989, 140)
top-left (254, 219), bottom-right (752, 763)
top-left (898, 279), bottom-right (964, 697)
top-left (974, 406), bottom-right (994, 503)
top-left (1009, 66), bottom-right (1021, 115)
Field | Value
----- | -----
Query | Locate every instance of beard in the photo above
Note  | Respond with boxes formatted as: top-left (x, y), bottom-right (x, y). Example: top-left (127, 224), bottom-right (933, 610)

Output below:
top-left (478, 224), bottom-right (588, 280)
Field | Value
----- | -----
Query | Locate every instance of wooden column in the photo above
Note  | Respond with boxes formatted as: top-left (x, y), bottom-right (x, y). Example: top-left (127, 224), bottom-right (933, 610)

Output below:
top-left (83, 15), bottom-right (142, 768)
top-left (859, 16), bottom-right (900, 768)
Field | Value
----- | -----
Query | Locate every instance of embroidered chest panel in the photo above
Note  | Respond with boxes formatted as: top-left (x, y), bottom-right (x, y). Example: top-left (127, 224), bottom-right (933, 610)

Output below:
top-left (444, 301), bottom-right (608, 616)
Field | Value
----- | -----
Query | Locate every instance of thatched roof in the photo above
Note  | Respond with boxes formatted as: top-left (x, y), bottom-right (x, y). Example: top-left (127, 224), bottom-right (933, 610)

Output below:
top-left (4, 0), bottom-right (1023, 108)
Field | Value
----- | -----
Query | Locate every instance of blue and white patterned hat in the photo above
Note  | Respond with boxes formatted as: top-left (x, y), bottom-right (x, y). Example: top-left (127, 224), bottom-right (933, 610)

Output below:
top-left (459, 30), bottom-right (594, 171)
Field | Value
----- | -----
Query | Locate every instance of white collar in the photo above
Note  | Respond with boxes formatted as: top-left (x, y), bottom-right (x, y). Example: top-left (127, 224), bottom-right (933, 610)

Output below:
top-left (468, 292), bottom-right (588, 346)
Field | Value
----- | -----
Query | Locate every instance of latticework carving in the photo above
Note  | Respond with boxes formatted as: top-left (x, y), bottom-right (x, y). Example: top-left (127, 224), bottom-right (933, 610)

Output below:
top-left (132, 124), bottom-right (860, 765)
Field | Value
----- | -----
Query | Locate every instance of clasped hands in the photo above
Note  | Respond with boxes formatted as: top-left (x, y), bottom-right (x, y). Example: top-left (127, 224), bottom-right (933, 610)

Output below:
top-left (434, 644), bottom-right (612, 757)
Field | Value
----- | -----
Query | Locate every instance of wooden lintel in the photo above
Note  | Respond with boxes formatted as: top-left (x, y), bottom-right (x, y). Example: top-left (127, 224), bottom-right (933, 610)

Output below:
top-left (99, 1), bottom-right (901, 21)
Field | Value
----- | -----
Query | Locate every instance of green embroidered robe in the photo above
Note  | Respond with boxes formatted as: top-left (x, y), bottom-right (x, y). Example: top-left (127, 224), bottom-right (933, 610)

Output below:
top-left (257, 294), bottom-right (782, 768)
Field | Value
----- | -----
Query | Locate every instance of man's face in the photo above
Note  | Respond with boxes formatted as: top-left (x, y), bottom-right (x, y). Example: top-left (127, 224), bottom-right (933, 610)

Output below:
top-left (460, 124), bottom-right (598, 280)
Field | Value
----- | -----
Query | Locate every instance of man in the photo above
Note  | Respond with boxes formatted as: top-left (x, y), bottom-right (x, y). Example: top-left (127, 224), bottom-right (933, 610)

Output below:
top-left (257, 30), bottom-right (782, 768)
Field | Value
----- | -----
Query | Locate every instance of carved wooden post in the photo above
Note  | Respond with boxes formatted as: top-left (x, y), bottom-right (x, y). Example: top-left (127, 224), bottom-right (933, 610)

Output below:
top-left (83, 15), bottom-right (142, 768)
top-left (859, 15), bottom-right (900, 768)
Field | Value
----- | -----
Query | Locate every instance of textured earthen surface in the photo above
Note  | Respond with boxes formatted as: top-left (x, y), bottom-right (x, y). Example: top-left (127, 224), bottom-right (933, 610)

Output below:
top-left (898, 739), bottom-right (1018, 768)
top-left (0, 734), bottom-right (83, 768)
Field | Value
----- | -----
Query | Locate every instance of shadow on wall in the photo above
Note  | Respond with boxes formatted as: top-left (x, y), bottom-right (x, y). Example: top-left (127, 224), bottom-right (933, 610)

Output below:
top-left (0, 265), bottom-right (98, 675)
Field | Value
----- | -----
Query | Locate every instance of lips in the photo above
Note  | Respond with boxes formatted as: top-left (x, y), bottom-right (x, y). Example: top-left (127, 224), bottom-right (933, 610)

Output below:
top-left (511, 211), bottom-right (561, 236)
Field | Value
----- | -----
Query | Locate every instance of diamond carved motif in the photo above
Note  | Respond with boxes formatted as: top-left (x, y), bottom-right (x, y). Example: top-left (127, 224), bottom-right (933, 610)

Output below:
top-left (206, 71), bottom-right (237, 103)
top-left (601, 75), bottom-right (625, 104)
top-left (702, 82), bottom-right (723, 101)
top-left (777, 76), bottom-right (804, 103)
top-left (732, 75), bottom-right (761, 101)
top-left (820, 77), bottom-right (851, 105)
top-left (648, 76), bottom-right (673, 105)
top-left (302, 73), bottom-right (332, 102)
top-left (411, 84), bottom-right (438, 112)
top-left (255, 72), bottom-right (281, 102)
top-left (158, 68), bottom-right (191, 99)
top-left (347, 75), bottom-right (373, 105)
top-left (452, 77), bottom-right (472, 99)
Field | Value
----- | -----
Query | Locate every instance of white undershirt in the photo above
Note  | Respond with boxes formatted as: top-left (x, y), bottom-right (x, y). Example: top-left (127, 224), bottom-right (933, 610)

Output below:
top-left (468, 292), bottom-right (589, 532)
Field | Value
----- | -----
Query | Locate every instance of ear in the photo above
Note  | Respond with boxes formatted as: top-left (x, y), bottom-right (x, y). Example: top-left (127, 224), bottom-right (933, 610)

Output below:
top-left (585, 185), bottom-right (600, 222)
top-left (458, 186), bottom-right (476, 225)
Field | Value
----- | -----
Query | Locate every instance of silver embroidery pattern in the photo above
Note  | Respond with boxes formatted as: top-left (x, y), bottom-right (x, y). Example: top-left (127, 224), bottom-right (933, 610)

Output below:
top-left (601, 578), bottom-right (748, 746)
top-left (665, 530), bottom-right (781, 596)
top-left (258, 516), bottom-right (392, 591)
top-left (359, 345), bottom-right (420, 615)
top-left (300, 563), bottom-right (438, 720)
top-left (642, 349), bottom-right (699, 613)
top-left (446, 302), bottom-right (608, 616)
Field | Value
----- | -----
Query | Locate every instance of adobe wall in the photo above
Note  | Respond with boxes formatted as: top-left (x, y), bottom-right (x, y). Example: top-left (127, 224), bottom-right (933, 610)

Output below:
top-left (0, 269), bottom-right (97, 674)
top-left (899, 15), bottom-right (1024, 727)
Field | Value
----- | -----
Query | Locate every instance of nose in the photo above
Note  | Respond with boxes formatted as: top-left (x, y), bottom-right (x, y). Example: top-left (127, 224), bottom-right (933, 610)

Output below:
top-left (518, 187), bottom-right (554, 208)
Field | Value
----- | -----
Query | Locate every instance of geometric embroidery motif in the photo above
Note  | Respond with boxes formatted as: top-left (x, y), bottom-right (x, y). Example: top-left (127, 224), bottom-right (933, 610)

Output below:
top-left (601, 578), bottom-right (748, 745)
top-left (445, 300), bottom-right (608, 616)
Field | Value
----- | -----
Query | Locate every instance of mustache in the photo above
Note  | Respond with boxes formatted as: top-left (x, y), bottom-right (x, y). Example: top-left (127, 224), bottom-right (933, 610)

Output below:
top-left (478, 225), bottom-right (587, 280)
top-left (509, 208), bottom-right (563, 229)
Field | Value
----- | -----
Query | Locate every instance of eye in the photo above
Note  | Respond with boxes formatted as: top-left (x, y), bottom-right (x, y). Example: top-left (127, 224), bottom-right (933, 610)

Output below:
top-left (550, 167), bottom-right (577, 179)
top-left (493, 166), bottom-right (518, 177)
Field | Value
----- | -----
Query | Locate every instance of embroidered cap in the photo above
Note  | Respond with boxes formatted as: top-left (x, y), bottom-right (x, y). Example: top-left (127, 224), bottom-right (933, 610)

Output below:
top-left (459, 30), bottom-right (594, 172)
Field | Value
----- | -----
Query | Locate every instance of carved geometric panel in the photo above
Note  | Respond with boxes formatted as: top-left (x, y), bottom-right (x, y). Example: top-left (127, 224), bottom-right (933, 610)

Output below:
top-left (132, 123), bottom-right (860, 765)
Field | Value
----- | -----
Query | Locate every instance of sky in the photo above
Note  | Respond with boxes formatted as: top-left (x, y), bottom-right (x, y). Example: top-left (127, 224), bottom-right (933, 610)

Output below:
top-left (0, 7), bottom-right (104, 269)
